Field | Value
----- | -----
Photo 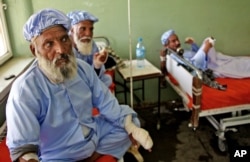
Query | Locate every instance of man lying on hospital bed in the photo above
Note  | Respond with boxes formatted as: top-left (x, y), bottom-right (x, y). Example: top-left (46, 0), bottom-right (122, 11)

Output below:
top-left (160, 29), bottom-right (250, 88)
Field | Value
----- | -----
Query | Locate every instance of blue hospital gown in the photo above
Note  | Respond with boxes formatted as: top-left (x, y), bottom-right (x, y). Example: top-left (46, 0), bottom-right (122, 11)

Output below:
top-left (6, 59), bottom-right (139, 162)
top-left (169, 43), bottom-right (208, 71)
top-left (189, 42), bottom-right (250, 78)
top-left (170, 41), bottom-right (250, 78)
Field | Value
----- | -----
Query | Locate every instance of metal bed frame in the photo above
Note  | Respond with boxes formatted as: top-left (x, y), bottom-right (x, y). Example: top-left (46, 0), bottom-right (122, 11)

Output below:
top-left (165, 49), bottom-right (250, 152)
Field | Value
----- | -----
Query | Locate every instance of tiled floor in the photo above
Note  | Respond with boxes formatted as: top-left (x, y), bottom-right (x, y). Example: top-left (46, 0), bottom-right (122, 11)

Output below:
top-left (133, 103), bottom-right (250, 162)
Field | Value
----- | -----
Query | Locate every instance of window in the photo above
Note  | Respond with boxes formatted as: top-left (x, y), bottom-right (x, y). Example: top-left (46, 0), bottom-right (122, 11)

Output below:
top-left (0, 1), bottom-right (12, 65)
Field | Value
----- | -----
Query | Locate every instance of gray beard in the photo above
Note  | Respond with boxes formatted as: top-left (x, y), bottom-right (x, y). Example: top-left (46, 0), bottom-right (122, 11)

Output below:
top-left (73, 36), bottom-right (93, 56)
top-left (36, 51), bottom-right (77, 84)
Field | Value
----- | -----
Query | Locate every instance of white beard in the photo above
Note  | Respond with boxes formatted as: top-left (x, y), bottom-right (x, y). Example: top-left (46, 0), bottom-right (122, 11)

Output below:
top-left (36, 51), bottom-right (77, 84)
top-left (73, 34), bottom-right (93, 55)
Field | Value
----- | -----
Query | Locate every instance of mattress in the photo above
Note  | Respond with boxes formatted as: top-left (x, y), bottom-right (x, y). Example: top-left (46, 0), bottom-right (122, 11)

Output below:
top-left (168, 73), bottom-right (250, 110)
top-left (201, 77), bottom-right (250, 110)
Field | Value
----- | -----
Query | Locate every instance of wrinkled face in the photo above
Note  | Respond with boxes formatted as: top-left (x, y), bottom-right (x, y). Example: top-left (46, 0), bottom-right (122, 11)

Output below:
top-left (71, 20), bottom-right (94, 55)
top-left (32, 25), bottom-right (77, 83)
top-left (166, 34), bottom-right (181, 52)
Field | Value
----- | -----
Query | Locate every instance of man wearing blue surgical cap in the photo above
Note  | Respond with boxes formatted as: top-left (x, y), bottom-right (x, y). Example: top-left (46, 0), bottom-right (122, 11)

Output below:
top-left (159, 29), bottom-right (213, 86)
top-left (160, 29), bottom-right (250, 79)
top-left (67, 10), bottom-right (112, 88)
top-left (6, 8), bottom-right (153, 162)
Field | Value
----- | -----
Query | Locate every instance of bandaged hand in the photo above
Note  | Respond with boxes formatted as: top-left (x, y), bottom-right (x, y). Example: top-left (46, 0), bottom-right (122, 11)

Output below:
top-left (124, 115), bottom-right (153, 151)
top-left (19, 153), bottom-right (39, 162)
top-left (206, 36), bottom-right (216, 46)
top-left (93, 48), bottom-right (108, 69)
top-left (202, 37), bottom-right (215, 54)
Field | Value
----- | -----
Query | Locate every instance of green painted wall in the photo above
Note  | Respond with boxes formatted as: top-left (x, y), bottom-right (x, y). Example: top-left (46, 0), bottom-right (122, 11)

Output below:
top-left (3, 0), bottom-right (250, 103)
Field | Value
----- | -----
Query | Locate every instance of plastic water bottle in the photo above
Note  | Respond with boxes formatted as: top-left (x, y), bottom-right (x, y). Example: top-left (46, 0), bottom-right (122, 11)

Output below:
top-left (136, 37), bottom-right (145, 68)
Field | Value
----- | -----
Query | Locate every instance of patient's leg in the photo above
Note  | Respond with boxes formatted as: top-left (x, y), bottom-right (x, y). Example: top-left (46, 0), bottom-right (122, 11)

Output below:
top-left (95, 117), bottom-right (132, 160)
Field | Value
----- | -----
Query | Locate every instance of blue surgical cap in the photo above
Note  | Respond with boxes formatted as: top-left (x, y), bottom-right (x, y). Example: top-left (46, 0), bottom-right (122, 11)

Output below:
top-left (67, 10), bottom-right (99, 25)
top-left (161, 29), bottom-right (175, 45)
top-left (23, 8), bottom-right (71, 42)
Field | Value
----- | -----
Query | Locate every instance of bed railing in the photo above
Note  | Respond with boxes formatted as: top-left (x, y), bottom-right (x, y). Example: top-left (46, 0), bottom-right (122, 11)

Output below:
top-left (165, 49), bottom-right (203, 128)
top-left (165, 48), bottom-right (202, 80)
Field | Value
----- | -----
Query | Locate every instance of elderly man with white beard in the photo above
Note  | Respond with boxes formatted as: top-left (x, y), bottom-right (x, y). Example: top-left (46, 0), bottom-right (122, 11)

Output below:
top-left (6, 8), bottom-right (153, 162)
top-left (67, 10), bottom-right (112, 88)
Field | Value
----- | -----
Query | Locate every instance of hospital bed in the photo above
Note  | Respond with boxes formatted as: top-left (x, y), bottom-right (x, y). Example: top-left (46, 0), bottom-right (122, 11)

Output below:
top-left (165, 49), bottom-right (250, 152)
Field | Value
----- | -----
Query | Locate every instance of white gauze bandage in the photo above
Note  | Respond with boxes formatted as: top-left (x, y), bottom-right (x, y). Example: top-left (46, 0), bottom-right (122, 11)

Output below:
top-left (124, 115), bottom-right (153, 150)
top-left (208, 37), bottom-right (216, 46)
top-left (204, 37), bottom-right (216, 46)
top-left (21, 153), bottom-right (39, 161)
top-left (160, 56), bottom-right (166, 61)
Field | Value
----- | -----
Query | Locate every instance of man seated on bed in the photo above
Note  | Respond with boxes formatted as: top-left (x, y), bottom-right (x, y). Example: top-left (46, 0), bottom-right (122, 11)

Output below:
top-left (67, 10), bottom-right (112, 88)
top-left (6, 8), bottom-right (153, 162)
top-left (160, 29), bottom-right (250, 83)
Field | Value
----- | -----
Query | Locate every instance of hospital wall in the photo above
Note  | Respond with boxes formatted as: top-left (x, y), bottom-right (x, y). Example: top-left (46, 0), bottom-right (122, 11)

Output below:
top-left (4, 0), bottom-right (250, 103)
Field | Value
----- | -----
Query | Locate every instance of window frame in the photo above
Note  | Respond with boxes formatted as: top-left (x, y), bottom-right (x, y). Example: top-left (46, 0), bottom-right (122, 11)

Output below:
top-left (0, 1), bottom-right (12, 65)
